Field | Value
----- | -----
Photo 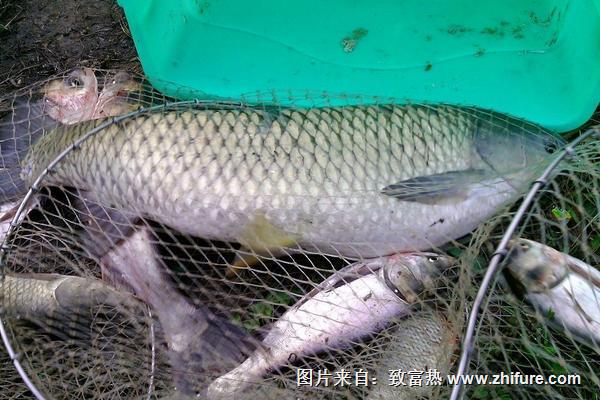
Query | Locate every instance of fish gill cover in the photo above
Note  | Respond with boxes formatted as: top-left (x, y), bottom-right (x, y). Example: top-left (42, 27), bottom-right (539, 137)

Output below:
top-left (0, 69), bottom-right (597, 400)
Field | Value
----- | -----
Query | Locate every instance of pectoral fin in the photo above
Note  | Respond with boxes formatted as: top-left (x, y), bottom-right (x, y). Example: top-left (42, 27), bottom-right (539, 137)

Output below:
top-left (381, 169), bottom-right (488, 205)
top-left (227, 215), bottom-right (298, 277)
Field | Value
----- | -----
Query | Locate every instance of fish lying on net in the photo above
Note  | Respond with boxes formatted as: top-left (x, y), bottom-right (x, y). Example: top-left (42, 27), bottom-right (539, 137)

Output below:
top-left (16, 102), bottom-right (563, 259)
top-left (42, 68), bottom-right (140, 125)
top-left (0, 68), bottom-right (140, 203)
top-left (458, 125), bottom-right (600, 400)
top-left (0, 69), bottom-right (590, 400)
top-left (207, 253), bottom-right (456, 398)
top-left (504, 238), bottom-right (600, 352)
top-left (0, 270), bottom-right (168, 400)
top-left (367, 310), bottom-right (457, 400)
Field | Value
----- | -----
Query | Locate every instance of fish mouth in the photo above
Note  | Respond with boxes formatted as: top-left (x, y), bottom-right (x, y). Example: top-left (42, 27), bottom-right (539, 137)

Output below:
top-left (503, 239), bottom-right (569, 293)
top-left (42, 96), bottom-right (62, 114)
top-left (502, 266), bottom-right (528, 298)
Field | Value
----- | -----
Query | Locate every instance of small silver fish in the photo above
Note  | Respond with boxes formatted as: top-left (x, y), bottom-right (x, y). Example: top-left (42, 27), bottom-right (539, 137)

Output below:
top-left (367, 310), bottom-right (456, 400)
top-left (504, 238), bottom-right (600, 351)
top-left (207, 252), bottom-right (456, 398)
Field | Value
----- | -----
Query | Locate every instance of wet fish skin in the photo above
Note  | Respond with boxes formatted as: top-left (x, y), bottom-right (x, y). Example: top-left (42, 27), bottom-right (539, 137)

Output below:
top-left (367, 310), bottom-right (456, 400)
top-left (100, 227), bottom-right (255, 395)
top-left (504, 238), bottom-right (600, 350)
top-left (0, 273), bottom-right (139, 317)
top-left (21, 104), bottom-right (561, 258)
top-left (206, 252), bottom-right (456, 398)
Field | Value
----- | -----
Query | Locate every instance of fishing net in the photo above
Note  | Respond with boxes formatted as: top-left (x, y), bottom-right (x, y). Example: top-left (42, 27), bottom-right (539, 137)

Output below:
top-left (452, 117), bottom-right (600, 400)
top-left (0, 69), bottom-right (597, 400)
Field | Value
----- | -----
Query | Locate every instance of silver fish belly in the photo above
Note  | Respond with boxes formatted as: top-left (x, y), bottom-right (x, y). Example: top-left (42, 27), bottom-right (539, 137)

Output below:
top-left (206, 253), bottom-right (454, 398)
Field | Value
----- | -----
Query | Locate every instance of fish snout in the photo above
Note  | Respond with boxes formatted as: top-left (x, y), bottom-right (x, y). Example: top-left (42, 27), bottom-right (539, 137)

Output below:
top-left (385, 253), bottom-right (456, 303)
top-left (504, 239), bottom-right (567, 292)
top-left (505, 238), bottom-right (531, 260)
top-left (430, 253), bottom-right (458, 272)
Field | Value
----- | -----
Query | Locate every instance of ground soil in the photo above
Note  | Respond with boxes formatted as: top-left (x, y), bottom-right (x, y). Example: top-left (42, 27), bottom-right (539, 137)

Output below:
top-left (0, 0), bottom-right (141, 95)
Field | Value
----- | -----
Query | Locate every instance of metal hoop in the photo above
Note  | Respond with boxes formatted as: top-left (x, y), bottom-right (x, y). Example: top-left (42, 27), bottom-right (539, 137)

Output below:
top-left (449, 126), bottom-right (600, 400)
top-left (0, 100), bottom-right (201, 400)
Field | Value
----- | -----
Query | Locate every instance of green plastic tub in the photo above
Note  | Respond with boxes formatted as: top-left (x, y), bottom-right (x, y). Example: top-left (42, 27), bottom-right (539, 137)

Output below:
top-left (119, 0), bottom-right (600, 131)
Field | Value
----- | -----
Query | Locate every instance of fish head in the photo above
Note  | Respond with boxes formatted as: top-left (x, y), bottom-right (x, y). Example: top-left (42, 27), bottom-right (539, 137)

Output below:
top-left (96, 71), bottom-right (142, 117)
top-left (472, 115), bottom-right (564, 184)
top-left (384, 252), bottom-right (457, 304)
top-left (42, 68), bottom-right (99, 124)
top-left (100, 71), bottom-right (141, 98)
top-left (504, 238), bottom-right (568, 293)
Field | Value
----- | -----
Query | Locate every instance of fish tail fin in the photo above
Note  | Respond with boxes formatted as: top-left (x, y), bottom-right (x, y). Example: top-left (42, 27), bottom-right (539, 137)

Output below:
top-left (0, 100), bottom-right (57, 202)
top-left (169, 308), bottom-right (257, 394)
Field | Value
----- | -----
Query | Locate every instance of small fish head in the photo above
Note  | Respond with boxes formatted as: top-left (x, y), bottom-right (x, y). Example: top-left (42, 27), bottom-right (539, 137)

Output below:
top-left (473, 116), bottom-right (564, 184)
top-left (504, 238), bottom-right (568, 293)
top-left (42, 68), bottom-right (98, 123)
top-left (95, 71), bottom-right (142, 117)
top-left (100, 71), bottom-right (141, 97)
top-left (384, 252), bottom-right (457, 304)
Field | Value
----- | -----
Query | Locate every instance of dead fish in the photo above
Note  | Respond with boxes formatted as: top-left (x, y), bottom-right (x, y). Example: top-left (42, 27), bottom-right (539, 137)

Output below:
top-left (95, 71), bottom-right (141, 118)
top-left (367, 310), bottom-right (456, 400)
top-left (0, 68), bottom-right (140, 202)
top-left (15, 104), bottom-right (562, 260)
top-left (504, 238), bottom-right (600, 351)
top-left (42, 68), bottom-right (99, 124)
top-left (100, 227), bottom-right (255, 395)
top-left (0, 273), bottom-right (140, 318)
top-left (206, 252), bottom-right (456, 398)
top-left (43, 68), bottom-right (141, 124)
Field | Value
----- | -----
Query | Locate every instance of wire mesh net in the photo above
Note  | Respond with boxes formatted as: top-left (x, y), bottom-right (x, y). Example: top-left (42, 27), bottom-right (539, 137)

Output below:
top-left (456, 122), bottom-right (600, 400)
top-left (0, 69), bottom-right (597, 400)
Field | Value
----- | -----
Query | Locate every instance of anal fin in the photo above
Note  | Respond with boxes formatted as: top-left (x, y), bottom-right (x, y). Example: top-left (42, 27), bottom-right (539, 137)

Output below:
top-left (227, 214), bottom-right (298, 278)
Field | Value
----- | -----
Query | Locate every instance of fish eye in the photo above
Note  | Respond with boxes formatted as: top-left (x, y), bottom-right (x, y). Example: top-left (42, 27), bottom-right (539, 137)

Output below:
top-left (428, 256), bottom-right (439, 262)
top-left (544, 139), bottom-right (558, 154)
top-left (66, 76), bottom-right (83, 88)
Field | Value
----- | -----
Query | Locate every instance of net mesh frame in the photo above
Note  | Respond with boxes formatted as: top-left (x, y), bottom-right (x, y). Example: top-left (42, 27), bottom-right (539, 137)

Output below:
top-left (0, 69), bottom-right (597, 400)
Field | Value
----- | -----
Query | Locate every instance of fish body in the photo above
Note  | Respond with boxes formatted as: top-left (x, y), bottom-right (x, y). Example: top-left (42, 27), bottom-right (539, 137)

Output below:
top-left (0, 273), bottom-right (139, 317)
top-left (21, 105), bottom-right (561, 258)
top-left (100, 227), bottom-right (255, 395)
top-left (367, 310), bottom-right (455, 400)
top-left (206, 252), bottom-right (456, 398)
top-left (504, 238), bottom-right (600, 350)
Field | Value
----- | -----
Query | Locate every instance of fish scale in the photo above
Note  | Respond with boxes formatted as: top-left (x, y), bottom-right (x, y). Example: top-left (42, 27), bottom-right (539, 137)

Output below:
top-left (22, 104), bottom-right (559, 257)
